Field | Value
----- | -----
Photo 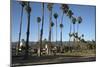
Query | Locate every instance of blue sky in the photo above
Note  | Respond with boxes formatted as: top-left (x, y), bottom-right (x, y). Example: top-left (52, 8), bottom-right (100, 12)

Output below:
top-left (11, 0), bottom-right (96, 42)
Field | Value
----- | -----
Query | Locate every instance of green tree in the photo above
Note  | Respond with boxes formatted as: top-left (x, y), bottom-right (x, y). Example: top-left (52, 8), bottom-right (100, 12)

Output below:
top-left (72, 16), bottom-right (76, 43)
top-left (77, 16), bottom-right (82, 36)
top-left (60, 23), bottom-right (64, 52)
top-left (17, 1), bottom-right (26, 55)
top-left (25, 2), bottom-right (31, 58)
top-left (51, 21), bottom-right (55, 42)
top-left (66, 9), bottom-right (73, 52)
top-left (53, 13), bottom-right (58, 45)
top-left (39, 3), bottom-right (44, 56)
top-left (60, 4), bottom-right (69, 52)
top-left (37, 17), bottom-right (41, 41)
top-left (47, 3), bottom-right (54, 55)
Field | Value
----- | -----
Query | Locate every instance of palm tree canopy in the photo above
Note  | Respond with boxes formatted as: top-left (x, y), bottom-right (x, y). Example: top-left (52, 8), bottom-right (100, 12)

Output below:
top-left (61, 4), bottom-right (69, 13)
top-left (69, 33), bottom-right (72, 37)
top-left (72, 17), bottom-right (76, 24)
top-left (37, 17), bottom-right (41, 23)
top-left (47, 3), bottom-right (54, 11)
top-left (67, 10), bottom-right (73, 18)
top-left (77, 16), bottom-right (82, 24)
top-left (60, 23), bottom-right (63, 28)
top-left (78, 37), bottom-right (81, 40)
top-left (51, 21), bottom-right (54, 27)
top-left (19, 1), bottom-right (27, 7)
top-left (82, 34), bottom-right (84, 37)
top-left (25, 3), bottom-right (31, 13)
top-left (54, 13), bottom-right (58, 19)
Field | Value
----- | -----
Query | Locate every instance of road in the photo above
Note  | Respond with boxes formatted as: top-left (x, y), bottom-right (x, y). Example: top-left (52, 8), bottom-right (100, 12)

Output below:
top-left (12, 55), bottom-right (96, 66)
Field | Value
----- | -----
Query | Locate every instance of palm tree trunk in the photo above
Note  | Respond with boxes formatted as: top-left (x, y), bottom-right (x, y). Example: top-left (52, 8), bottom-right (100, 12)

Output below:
top-left (48, 10), bottom-right (52, 42)
top-left (48, 8), bottom-right (52, 55)
top-left (69, 20), bottom-right (72, 52)
top-left (56, 19), bottom-right (57, 45)
top-left (52, 28), bottom-right (53, 42)
top-left (38, 23), bottom-right (40, 41)
top-left (39, 3), bottom-right (44, 56)
top-left (77, 23), bottom-right (79, 36)
top-left (60, 28), bottom-right (62, 52)
top-left (37, 23), bottom-right (40, 55)
top-left (17, 6), bottom-right (24, 55)
top-left (73, 24), bottom-right (75, 45)
top-left (60, 12), bottom-right (64, 52)
top-left (77, 23), bottom-right (79, 42)
top-left (25, 2), bottom-right (31, 58)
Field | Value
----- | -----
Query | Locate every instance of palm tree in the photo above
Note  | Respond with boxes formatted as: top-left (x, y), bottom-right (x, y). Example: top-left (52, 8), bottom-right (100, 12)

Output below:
top-left (37, 17), bottom-right (41, 56)
top-left (81, 34), bottom-right (84, 39)
top-left (25, 2), bottom-right (31, 58)
top-left (67, 10), bottom-right (73, 51)
top-left (51, 21), bottom-right (55, 42)
top-left (60, 4), bottom-right (69, 25)
top-left (67, 10), bottom-right (73, 37)
top-left (77, 16), bottom-right (82, 37)
top-left (60, 23), bottom-right (63, 52)
top-left (39, 3), bottom-right (44, 56)
top-left (61, 4), bottom-right (69, 15)
top-left (53, 13), bottom-right (58, 45)
top-left (37, 17), bottom-right (41, 41)
top-left (17, 1), bottom-right (26, 55)
top-left (72, 16), bottom-right (76, 43)
top-left (60, 4), bottom-right (69, 52)
top-left (47, 3), bottom-right (53, 55)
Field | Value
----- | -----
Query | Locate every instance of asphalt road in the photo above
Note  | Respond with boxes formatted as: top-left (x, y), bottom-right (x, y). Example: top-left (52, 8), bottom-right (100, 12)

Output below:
top-left (12, 55), bottom-right (96, 66)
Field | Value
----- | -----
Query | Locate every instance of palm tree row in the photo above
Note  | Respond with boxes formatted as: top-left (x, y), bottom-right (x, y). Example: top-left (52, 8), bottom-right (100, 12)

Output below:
top-left (17, 2), bottom-right (84, 56)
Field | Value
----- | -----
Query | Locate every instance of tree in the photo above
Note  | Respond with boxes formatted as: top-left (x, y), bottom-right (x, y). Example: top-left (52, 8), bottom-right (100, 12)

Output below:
top-left (51, 21), bottom-right (55, 42)
top-left (39, 3), bottom-right (44, 56)
top-left (66, 9), bottom-right (73, 52)
top-left (17, 1), bottom-right (26, 55)
top-left (37, 17), bottom-right (41, 56)
top-left (37, 17), bottom-right (41, 41)
top-left (77, 16), bottom-right (82, 36)
top-left (25, 2), bottom-right (31, 58)
top-left (81, 34), bottom-right (84, 39)
top-left (53, 13), bottom-right (58, 45)
top-left (47, 3), bottom-right (53, 55)
top-left (60, 23), bottom-right (64, 52)
top-left (60, 4), bottom-right (69, 52)
top-left (72, 16), bottom-right (76, 43)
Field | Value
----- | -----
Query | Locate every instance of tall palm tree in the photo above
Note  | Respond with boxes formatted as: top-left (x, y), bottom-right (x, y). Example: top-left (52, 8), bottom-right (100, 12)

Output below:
top-left (37, 17), bottom-right (41, 56)
top-left (60, 4), bottom-right (69, 25)
top-left (51, 21), bottom-right (55, 42)
top-left (60, 4), bottom-right (69, 52)
top-left (77, 16), bottom-right (82, 37)
top-left (53, 13), bottom-right (58, 45)
top-left (61, 4), bottom-right (69, 15)
top-left (60, 23), bottom-right (63, 52)
top-left (67, 10), bottom-right (73, 36)
top-left (81, 34), bottom-right (84, 39)
top-left (66, 9), bottom-right (73, 51)
top-left (39, 3), bottom-right (44, 56)
top-left (37, 17), bottom-right (41, 41)
top-left (47, 3), bottom-right (53, 55)
top-left (72, 16), bottom-right (76, 43)
top-left (17, 1), bottom-right (26, 55)
top-left (25, 2), bottom-right (31, 58)
top-left (76, 16), bottom-right (82, 47)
